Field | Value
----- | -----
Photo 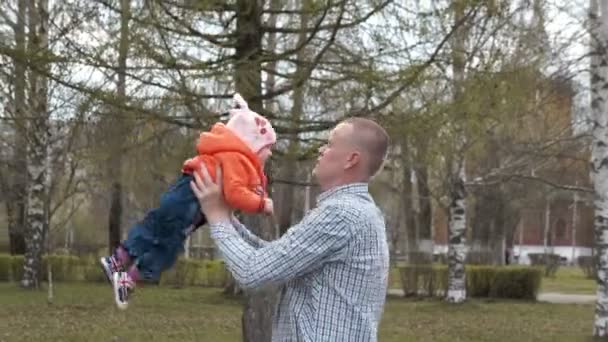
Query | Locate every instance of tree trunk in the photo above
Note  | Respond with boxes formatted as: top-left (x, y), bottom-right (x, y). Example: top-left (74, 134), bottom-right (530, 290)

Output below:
top-left (543, 197), bottom-right (552, 255)
top-left (22, 0), bottom-right (49, 289)
top-left (8, 0), bottom-right (28, 256)
top-left (108, 182), bottom-right (123, 252)
top-left (470, 186), bottom-right (506, 265)
top-left (398, 136), bottom-right (418, 261)
top-left (571, 190), bottom-right (579, 265)
top-left (235, 1), bottom-right (276, 341)
top-left (234, 0), bottom-right (263, 109)
top-left (240, 215), bottom-right (277, 342)
top-left (416, 162), bottom-right (432, 244)
top-left (446, 164), bottom-right (467, 303)
top-left (491, 192), bottom-right (506, 265)
top-left (276, 0), bottom-right (310, 235)
top-left (591, 0), bottom-right (608, 336)
top-left (108, 0), bottom-right (131, 253)
top-left (446, 0), bottom-right (468, 303)
top-left (268, 0), bottom-right (296, 236)
top-left (470, 190), bottom-right (492, 262)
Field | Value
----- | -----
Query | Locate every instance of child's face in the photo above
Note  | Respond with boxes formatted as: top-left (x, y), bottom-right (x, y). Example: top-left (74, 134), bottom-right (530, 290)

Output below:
top-left (257, 146), bottom-right (272, 164)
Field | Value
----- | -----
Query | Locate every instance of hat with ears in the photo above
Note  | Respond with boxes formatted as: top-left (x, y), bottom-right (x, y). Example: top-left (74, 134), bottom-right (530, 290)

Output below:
top-left (226, 93), bottom-right (277, 154)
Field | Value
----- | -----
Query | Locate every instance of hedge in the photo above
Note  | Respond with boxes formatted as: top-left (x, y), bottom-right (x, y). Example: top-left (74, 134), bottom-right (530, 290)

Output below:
top-left (577, 255), bottom-right (596, 279)
top-left (0, 254), bottom-right (227, 287)
top-left (398, 265), bottom-right (542, 300)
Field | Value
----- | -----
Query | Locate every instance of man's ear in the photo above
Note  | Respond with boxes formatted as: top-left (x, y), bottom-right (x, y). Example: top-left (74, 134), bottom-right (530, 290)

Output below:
top-left (344, 151), bottom-right (361, 170)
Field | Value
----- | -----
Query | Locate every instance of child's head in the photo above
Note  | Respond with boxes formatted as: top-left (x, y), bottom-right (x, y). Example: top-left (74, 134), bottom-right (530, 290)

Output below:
top-left (226, 93), bottom-right (276, 163)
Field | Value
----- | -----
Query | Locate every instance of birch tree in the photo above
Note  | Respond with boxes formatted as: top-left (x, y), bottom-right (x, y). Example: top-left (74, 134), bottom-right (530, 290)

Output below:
top-left (21, 0), bottom-right (50, 289)
top-left (590, 0), bottom-right (608, 336)
top-left (446, 0), bottom-right (470, 303)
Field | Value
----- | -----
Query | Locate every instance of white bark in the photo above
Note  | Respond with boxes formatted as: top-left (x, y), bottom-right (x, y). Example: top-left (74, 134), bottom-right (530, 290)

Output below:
top-left (591, 0), bottom-right (608, 336)
top-left (22, 0), bottom-right (49, 289)
top-left (446, 0), bottom-right (468, 304)
top-left (447, 163), bottom-right (467, 303)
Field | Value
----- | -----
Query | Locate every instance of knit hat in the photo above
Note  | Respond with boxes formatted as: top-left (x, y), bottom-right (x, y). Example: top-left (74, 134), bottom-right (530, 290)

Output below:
top-left (226, 93), bottom-right (277, 154)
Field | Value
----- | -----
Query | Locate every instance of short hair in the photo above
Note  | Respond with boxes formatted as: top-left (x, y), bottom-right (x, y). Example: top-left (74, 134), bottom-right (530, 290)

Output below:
top-left (342, 117), bottom-right (389, 177)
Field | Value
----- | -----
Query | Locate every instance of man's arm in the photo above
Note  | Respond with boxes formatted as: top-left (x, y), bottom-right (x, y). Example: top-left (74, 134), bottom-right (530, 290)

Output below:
top-left (230, 215), bottom-right (268, 249)
top-left (210, 204), bottom-right (353, 290)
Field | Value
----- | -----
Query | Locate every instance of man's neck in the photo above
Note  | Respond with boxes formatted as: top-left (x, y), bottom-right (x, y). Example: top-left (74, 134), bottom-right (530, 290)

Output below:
top-left (320, 175), bottom-right (368, 193)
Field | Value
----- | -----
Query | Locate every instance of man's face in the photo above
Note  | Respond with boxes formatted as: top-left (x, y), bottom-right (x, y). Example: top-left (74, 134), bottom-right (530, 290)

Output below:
top-left (312, 123), bottom-right (358, 188)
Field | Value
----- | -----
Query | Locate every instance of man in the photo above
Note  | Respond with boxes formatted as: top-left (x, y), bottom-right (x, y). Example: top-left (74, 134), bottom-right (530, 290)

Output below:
top-left (190, 117), bottom-right (390, 341)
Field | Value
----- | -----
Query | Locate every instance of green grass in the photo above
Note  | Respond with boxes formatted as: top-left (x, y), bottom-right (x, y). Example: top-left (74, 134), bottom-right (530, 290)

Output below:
top-left (540, 267), bottom-right (597, 295)
top-left (0, 282), bottom-right (598, 341)
top-left (389, 266), bottom-right (401, 289)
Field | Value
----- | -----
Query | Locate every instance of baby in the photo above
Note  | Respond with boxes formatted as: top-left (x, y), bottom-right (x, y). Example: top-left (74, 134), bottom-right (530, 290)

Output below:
top-left (100, 93), bottom-right (276, 309)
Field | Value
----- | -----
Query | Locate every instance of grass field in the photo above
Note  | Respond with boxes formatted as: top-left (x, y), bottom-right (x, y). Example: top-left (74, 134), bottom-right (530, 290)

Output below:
top-left (540, 267), bottom-right (597, 295)
top-left (0, 282), bottom-right (597, 342)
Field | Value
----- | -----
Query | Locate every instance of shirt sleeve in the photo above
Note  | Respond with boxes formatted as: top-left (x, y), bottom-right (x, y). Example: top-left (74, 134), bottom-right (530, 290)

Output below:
top-left (210, 204), bottom-right (353, 290)
top-left (230, 215), bottom-right (269, 249)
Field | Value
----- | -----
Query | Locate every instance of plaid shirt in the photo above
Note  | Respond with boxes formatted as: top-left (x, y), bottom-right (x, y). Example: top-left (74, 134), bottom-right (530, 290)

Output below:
top-left (210, 183), bottom-right (389, 342)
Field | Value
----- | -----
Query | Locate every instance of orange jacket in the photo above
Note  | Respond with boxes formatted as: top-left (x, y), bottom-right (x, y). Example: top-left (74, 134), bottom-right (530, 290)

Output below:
top-left (182, 123), bottom-right (267, 213)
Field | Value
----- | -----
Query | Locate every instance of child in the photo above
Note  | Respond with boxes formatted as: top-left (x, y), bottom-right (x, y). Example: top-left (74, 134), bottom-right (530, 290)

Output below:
top-left (100, 93), bottom-right (276, 309)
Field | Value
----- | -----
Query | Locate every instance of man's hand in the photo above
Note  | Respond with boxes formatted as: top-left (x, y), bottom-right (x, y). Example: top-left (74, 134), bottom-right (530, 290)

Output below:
top-left (190, 165), bottom-right (231, 224)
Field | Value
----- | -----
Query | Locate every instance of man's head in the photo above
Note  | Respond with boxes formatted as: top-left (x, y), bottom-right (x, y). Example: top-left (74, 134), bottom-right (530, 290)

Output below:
top-left (312, 117), bottom-right (389, 191)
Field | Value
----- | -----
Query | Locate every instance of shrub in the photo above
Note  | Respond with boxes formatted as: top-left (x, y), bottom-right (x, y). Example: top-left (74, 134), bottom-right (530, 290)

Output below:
top-left (577, 256), bottom-right (596, 279)
top-left (488, 267), bottom-right (542, 300)
top-left (205, 260), bottom-right (227, 287)
top-left (466, 266), bottom-right (496, 297)
top-left (43, 255), bottom-right (82, 281)
top-left (82, 254), bottom-right (107, 283)
top-left (11, 255), bottom-right (24, 282)
top-left (398, 265), bottom-right (447, 297)
top-left (0, 253), bottom-right (229, 288)
top-left (160, 259), bottom-right (227, 287)
top-left (398, 265), bottom-right (542, 300)
top-left (0, 254), bottom-right (11, 281)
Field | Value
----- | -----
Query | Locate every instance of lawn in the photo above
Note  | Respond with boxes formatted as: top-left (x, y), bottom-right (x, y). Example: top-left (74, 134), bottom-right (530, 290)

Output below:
top-left (540, 267), bottom-right (597, 295)
top-left (0, 282), bottom-right (596, 342)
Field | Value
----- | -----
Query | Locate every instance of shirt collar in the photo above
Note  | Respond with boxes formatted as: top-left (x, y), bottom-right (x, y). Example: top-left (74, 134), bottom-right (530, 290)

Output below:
top-left (316, 182), bottom-right (369, 205)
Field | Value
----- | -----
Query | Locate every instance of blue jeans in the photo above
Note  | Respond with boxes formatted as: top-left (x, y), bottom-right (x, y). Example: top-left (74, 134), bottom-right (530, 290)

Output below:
top-left (122, 174), bottom-right (205, 282)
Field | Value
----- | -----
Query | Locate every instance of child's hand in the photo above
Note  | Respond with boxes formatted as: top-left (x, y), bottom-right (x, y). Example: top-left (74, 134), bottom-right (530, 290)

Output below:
top-left (263, 198), bottom-right (274, 215)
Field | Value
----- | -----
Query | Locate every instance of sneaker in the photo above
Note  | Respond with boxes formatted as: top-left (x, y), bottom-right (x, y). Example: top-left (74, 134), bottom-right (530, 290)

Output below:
top-left (112, 272), bottom-right (135, 310)
top-left (99, 256), bottom-right (122, 285)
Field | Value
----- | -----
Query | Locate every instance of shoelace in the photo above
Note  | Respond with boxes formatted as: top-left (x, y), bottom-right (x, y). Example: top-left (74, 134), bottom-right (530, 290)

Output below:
top-left (118, 277), bottom-right (134, 289)
top-left (110, 257), bottom-right (122, 273)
